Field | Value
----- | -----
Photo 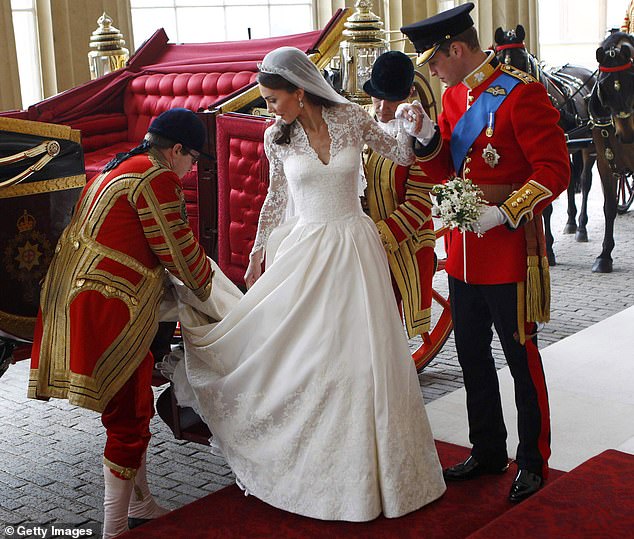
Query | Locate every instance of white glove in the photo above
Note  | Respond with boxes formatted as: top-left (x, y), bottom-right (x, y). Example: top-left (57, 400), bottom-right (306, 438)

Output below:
top-left (395, 100), bottom-right (436, 145)
top-left (474, 206), bottom-right (507, 235)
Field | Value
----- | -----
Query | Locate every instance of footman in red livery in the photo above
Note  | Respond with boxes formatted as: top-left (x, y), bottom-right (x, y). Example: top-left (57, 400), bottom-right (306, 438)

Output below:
top-left (28, 108), bottom-right (213, 538)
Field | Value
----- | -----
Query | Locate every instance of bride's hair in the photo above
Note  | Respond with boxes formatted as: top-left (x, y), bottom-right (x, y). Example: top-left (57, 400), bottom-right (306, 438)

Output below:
top-left (257, 72), bottom-right (338, 145)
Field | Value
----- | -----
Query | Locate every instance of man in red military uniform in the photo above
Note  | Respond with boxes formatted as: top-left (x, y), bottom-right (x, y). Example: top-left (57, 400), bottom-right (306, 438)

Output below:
top-left (28, 108), bottom-right (213, 538)
top-left (401, 3), bottom-right (569, 502)
top-left (362, 51), bottom-right (436, 338)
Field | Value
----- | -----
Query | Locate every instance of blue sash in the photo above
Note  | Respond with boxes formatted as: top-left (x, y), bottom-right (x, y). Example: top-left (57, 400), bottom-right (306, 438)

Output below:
top-left (450, 73), bottom-right (521, 173)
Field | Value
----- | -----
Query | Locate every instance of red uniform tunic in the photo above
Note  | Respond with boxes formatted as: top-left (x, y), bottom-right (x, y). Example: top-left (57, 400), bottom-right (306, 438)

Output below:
top-left (364, 150), bottom-right (436, 337)
top-left (28, 151), bottom-right (212, 414)
top-left (418, 59), bottom-right (569, 284)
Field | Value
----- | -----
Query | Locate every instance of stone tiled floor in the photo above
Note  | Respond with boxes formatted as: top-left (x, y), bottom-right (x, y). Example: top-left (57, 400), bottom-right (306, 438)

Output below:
top-left (1, 180), bottom-right (633, 534)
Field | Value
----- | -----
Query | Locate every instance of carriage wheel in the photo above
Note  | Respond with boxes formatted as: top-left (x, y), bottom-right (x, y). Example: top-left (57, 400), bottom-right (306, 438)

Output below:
top-left (616, 171), bottom-right (634, 214)
top-left (410, 226), bottom-right (453, 372)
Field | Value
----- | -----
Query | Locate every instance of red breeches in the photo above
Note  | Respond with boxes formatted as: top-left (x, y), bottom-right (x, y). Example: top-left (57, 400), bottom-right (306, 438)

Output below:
top-left (101, 353), bottom-right (155, 474)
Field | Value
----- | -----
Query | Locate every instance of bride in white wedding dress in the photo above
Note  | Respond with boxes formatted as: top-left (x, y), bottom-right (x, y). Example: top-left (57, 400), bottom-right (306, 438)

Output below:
top-left (170, 46), bottom-right (446, 522)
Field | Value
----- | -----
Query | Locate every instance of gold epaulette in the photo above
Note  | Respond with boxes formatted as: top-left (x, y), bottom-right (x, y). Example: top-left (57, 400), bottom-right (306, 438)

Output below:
top-left (499, 179), bottom-right (553, 228)
top-left (500, 64), bottom-right (537, 84)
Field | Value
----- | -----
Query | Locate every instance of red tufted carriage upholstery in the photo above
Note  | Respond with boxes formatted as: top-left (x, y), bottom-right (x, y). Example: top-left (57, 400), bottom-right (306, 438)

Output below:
top-left (73, 71), bottom-right (258, 241)
top-left (216, 113), bottom-right (273, 285)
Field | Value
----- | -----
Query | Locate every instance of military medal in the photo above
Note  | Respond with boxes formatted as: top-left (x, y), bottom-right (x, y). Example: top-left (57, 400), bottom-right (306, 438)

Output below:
top-left (482, 143), bottom-right (500, 168)
top-left (485, 112), bottom-right (494, 138)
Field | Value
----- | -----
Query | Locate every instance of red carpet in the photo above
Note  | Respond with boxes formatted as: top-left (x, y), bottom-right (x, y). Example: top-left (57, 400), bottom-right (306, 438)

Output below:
top-left (120, 441), bottom-right (566, 539)
top-left (469, 449), bottom-right (634, 538)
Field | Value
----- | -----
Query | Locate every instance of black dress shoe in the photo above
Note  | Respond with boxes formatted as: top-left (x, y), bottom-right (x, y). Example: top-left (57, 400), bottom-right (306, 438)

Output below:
top-left (443, 455), bottom-right (509, 481)
top-left (508, 470), bottom-right (543, 503)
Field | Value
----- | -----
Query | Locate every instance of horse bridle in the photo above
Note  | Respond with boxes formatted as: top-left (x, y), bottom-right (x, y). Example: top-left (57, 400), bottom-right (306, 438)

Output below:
top-left (597, 53), bottom-right (634, 120)
top-left (0, 140), bottom-right (60, 190)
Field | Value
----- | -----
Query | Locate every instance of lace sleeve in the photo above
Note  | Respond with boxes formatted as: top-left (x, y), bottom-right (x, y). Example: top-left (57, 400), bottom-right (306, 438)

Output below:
top-left (250, 127), bottom-right (289, 257)
top-left (357, 105), bottom-right (415, 166)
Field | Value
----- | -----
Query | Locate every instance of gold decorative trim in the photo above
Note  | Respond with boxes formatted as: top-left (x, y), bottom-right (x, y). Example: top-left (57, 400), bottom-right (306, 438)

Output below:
top-left (500, 64), bottom-right (536, 84)
top-left (0, 175), bottom-right (85, 199)
top-left (500, 180), bottom-right (553, 228)
top-left (103, 457), bottom-right (137, 480)
top-left (376, 219), bottom-right (398, 252)
top-left (0, 310), bottom-right (35, 340)
top-left (416, 136), bottom-right (443, 162)
top-left (0, 117), bottom-right (81, 143)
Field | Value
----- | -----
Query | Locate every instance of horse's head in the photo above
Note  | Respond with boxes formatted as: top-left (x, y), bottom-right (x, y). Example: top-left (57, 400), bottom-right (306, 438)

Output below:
top-left (595, 32), bottom-right (634, 143)
top-left (494, 25), bottom-right (533, 74)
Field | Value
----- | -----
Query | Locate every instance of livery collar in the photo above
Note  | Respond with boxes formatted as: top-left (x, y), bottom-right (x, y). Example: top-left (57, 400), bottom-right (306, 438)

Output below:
top-left (463, 51), bottom-right (499, 90)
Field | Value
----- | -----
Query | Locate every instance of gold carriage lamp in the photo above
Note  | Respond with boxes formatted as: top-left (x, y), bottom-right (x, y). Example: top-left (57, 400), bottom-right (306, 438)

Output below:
top-left (88, 12), bottom-right (130, 80)
top-left (339, 0), bottom-right (389, 104)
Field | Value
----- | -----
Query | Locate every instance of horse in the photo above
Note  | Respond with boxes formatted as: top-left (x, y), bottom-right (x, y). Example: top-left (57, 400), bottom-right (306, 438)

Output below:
top-left (588, 31), bottom-right (634, 273)
top-left (494, 25), bottom-right (598, 265)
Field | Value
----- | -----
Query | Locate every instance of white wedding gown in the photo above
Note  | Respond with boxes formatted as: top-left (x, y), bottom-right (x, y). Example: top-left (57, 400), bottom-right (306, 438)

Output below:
top-left (170, 102), bottom-right (446, 522)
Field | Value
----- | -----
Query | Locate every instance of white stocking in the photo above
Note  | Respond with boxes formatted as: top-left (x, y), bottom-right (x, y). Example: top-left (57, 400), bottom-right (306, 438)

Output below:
top-left (102, 465), bottom-right (133, 539)
top-left (128, 452), bottom-right (170, 520)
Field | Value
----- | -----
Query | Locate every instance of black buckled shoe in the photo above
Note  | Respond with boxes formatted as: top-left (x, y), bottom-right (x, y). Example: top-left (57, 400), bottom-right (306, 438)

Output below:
top-left (508, 470), bottom-right (543, 503)
top-left (443, 455), bottom-right (509, 481)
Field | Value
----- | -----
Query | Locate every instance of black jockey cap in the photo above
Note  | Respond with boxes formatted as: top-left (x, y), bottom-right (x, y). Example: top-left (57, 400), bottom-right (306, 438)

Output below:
top-left (401, 2), bottom-right (475, 66)
top-left (363, 51), bottom-right (415, 102)
top-left (103, 108), bottom-right (210, 172)
top-left (148, 108), bottom-right (210, 156)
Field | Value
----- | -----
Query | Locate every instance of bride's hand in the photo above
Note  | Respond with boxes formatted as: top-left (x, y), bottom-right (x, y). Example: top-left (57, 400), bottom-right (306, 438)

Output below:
top-left (244, 252), bottom-right (263, 289)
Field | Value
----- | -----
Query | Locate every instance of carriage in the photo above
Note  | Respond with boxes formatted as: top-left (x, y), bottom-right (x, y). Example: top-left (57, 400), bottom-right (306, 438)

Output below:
top-left (0, 8), bottom-right (453, 434)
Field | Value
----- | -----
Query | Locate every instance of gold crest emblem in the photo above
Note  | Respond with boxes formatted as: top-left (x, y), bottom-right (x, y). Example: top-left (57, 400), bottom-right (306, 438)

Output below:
top-left (485, 86), bottom-right (507, 97)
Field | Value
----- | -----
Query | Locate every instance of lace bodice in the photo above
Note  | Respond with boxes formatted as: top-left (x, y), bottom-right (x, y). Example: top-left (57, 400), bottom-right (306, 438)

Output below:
top-left (251, 102), bottom-right (415, 256)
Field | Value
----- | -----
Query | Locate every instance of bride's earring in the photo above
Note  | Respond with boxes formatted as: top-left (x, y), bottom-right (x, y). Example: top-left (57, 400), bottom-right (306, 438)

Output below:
top-left (299, 99), bottom-right (304, 109)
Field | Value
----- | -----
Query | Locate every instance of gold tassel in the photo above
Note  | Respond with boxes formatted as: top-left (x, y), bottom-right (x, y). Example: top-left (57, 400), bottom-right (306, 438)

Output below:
top-left (540, 255), bottom-right (551, 322)
top-left (525, 255), bottom-right (551, 324)
top-left (525, 255), bottom-right (542, 322)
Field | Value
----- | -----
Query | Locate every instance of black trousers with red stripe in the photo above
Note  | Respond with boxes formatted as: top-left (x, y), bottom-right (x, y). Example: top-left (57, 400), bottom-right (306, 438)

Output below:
top-left (448, 277), bottom-right (551, 478)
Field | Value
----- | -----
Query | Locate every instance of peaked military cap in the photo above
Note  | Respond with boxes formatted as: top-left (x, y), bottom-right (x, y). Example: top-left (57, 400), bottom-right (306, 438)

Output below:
top-left (401, 2), bottom-right (475, 66)
top-left (363, 51), bottom-right (415, 102)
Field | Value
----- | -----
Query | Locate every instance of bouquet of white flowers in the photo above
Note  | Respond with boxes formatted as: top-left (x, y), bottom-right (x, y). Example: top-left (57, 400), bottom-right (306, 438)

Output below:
top-left (432, 178), bottom-right (487, 235)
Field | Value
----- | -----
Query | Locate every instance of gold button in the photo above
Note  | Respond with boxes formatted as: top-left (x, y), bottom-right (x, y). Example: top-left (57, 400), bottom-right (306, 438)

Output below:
top-left (468, 95), bottom-right (474, 101)
top-left (511, 202), bottom-right (518, 208)
top-left (464, 167), bottom-right (471, 174)
top-left (526, 189), bottom-right (533, 195)
top-left (516, 197), bottom-right (524, 204)
top-left (465, 157), bottom-right (472, 163)
top-left (75, 279), bottom-right (85, 287)
top-left (73, 240), bottom-right (80, 250)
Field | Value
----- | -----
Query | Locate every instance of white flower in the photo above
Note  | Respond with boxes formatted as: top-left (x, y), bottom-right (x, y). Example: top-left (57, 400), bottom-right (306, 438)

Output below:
top-left (432, 178), bottom-right (487, 236)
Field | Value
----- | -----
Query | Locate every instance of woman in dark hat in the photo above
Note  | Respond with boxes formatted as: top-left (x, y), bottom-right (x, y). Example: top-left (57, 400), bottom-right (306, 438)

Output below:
top-left (28, 107), bottom-right (213, 538)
